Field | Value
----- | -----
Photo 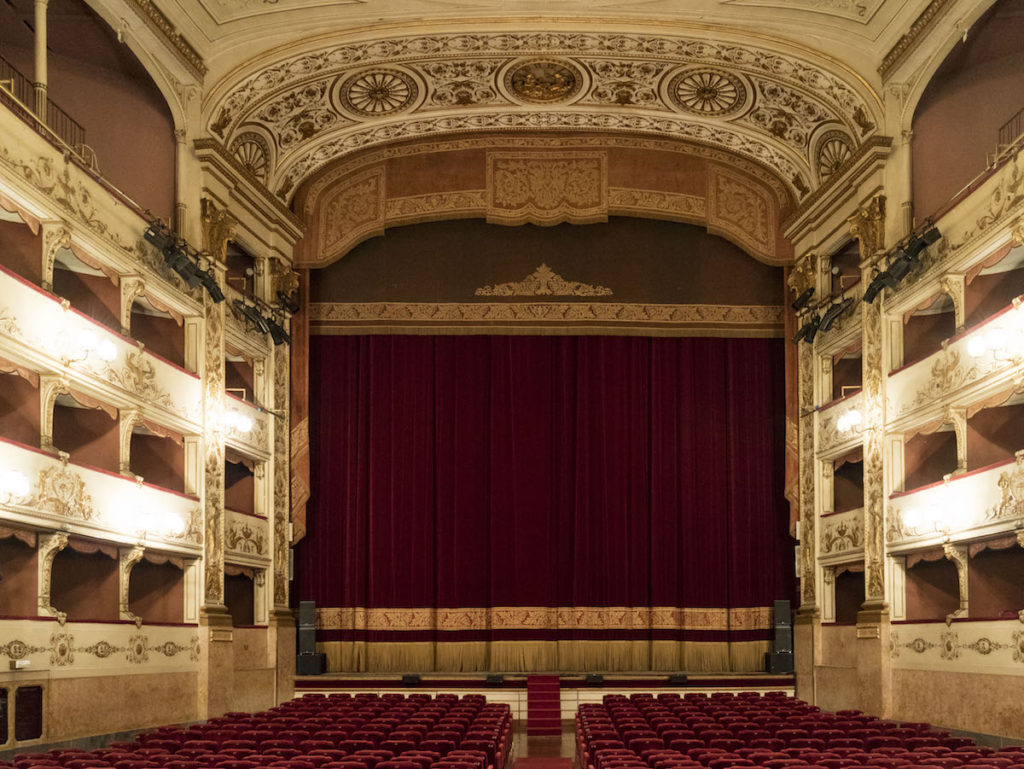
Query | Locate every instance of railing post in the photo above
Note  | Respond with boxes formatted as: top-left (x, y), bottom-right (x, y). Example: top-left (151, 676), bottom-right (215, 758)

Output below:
top-left (33, 0), bottom-right (48, 121)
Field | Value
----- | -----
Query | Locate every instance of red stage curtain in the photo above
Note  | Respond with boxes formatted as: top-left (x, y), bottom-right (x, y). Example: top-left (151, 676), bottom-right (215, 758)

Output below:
top-left (297, 335), bottom-right (794, 671)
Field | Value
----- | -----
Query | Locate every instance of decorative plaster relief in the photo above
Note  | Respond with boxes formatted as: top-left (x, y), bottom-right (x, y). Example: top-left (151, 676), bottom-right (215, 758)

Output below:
top-left (475, 264), bottom-right (612, 297)
top-left (486, 151), bottom-right (607, 226)
top-left (318, 166), bottom-right (386, 263)
top-left (708, 165), bottom-right (775, 260)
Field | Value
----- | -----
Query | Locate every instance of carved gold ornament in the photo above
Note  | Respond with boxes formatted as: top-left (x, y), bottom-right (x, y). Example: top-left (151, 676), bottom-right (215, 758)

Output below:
top-left (340, 69), bottom-right (418, 116)
top-left (475, 264), bottom-right (611, 297)
top-left (817, 131), bottom-right (854, 181)
top-left (668, 69), bottom-right (746, 116)
top-left (505, 59), bottom-right (583, 104)
top-left (230, 133), bottom-right (271, 183)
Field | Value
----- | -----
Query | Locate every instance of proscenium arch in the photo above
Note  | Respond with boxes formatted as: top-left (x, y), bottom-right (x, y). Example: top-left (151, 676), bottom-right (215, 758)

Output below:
top-left (291, 132), bottom-right (796, 269)
top-left (202, 20), bottom-right (884, 207)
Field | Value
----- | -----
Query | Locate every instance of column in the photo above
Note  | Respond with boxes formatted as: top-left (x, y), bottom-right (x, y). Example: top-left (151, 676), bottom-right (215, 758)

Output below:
top-left (33, 0), bottom-right (47, 121)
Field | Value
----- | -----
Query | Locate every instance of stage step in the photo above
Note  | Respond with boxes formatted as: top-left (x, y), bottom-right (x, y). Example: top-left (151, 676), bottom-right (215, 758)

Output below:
top-left (526, 675), bottom-right (562, 735)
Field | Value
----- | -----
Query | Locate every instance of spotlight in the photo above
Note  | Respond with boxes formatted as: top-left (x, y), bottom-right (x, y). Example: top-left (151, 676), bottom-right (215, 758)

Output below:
top-left (277, 290), bottom-right (300, 314)
top-left (791, 287), bottom-right (814, 312)
top-left (819, 297), bottom-right (855, 332)
top-left (792, 313), bottom-right (821, 344)
top-left (886, 252), bottom-right (916, 282)
top-left (197, 268), bottom-right (225, 303)
top-left (143, 219), bottom-right (175, 252)
top-left (267, 316), bottom-right (291, 346)
top-left (233, 299), bottom-right (270, 334)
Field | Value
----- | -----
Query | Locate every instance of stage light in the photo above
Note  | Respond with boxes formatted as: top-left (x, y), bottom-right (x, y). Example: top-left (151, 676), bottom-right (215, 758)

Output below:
top-left (819, 297), bottom-right (854, 332)
top-left (792, 314), bottom-right (821, 344)
top-left (197, 268), bottom-right (225, 303)
top-left (277, 290), bottom-right (300, 314)
top-left (267, 316), bottom-right (291, 346)
top-left (233, 299), bottom-right (270, 334)
top-left (143, 220), bottom-right (175, 252)
top-left (791, 287), bottom-right (814, 312)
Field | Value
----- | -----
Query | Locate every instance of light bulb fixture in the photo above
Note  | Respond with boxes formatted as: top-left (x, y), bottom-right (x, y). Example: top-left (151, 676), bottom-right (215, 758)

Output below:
top-left (0, 469), bottom-right (30, 503)
top-left (836, 409), bottom-right (862, 432)
top-left (967, 327), bottom-right (1015, 359)
top-left (224, 410), bottom-right (253, 433)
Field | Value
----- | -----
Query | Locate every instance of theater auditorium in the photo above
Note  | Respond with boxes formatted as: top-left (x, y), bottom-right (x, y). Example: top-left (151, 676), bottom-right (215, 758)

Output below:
top-left (0, 0), bottom-right (1023, 765)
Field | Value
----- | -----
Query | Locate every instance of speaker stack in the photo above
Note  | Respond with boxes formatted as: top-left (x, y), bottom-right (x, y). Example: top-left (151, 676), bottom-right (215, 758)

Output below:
top-left (296, 600), bottom-right (326, 675)
top-left (769, 599), bottom-right (794, 674)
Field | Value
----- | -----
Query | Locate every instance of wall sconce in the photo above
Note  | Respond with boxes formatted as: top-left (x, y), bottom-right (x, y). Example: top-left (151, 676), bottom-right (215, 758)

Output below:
top-left (836, 408), bottom-right (862, 432)
top-left (0, 469), bottom-right (30, 503)
top-left (902, 479), bottom-right (972, 537)
top-left (223, 410), bottom-right (253, 433)
top-left (61, 326), bottom-right (118, 365)
top-left (151, 510), bottom-right (185, 537)
top-left (966, 327), bottom-right (1017, 359)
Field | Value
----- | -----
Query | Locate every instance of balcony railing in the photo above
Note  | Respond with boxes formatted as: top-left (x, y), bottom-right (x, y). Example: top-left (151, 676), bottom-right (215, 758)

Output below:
top-left (996, 106), bottom-right (1024, 162)
top-left (0, 55), bottom-right (86, 152)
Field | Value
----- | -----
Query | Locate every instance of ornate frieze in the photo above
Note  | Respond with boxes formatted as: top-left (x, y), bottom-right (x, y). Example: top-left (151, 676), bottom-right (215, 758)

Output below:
top-left (708, 165), bottom-right (775, 261)
top-left (318, 166), bottom-right (386, 263)
top-left (820, 514), bottom-right (864, 555)
top-left (890, 621), bottom-right (1024, 675)
top-left (475, 264), bottom-right (611, 297)
top-left (272, 344), bottom-right (291, 607)
top-left (486, 151), bottom-right (607, 226)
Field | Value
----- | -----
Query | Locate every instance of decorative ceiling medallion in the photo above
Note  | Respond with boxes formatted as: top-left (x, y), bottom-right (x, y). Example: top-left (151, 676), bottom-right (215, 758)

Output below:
top-left (339, 69), bottom-right (418, 117)
top-left (504, 58), bottom-right (584, 104)
top-left (816, 130), bottom-right (854, 181)
top-left (229, 133), bottom-right (270, 182)
top-left (667, 68), bottom-right (747, 117)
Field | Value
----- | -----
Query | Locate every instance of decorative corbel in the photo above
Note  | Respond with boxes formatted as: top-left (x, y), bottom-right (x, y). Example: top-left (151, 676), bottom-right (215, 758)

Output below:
top-left (946, 407), bottom-right (968, 474)
top-left (119, 409), bottom-right (142, 475)
top-left (120, 276), bottom-right (146, 336)
top-left (118, 545), bottom-right (145, 623)
top-left (39, 374), bottom-right (70, 452)
top-left (787, 253), bottom-right (817, 301)
top-left (41, 223), bottom-right (72, 293)
top-left (940, 274), bottom-right (966, 333)
top-left (943, 542), bottom-right (969, 623)
top-left (38, 531), bottom-right (69, 622)
top-left (200, 198), bottom-right (237, 263)
top-left (849, 195), bottom-right (887, 266)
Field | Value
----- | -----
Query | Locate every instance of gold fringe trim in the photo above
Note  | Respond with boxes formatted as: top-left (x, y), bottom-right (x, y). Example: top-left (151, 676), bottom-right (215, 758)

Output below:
top-left (317, 640), bottom-right (770, 674)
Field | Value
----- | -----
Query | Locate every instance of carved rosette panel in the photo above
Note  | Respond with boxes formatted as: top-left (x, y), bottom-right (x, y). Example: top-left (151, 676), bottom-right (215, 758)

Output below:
top-left (203, 289), bottom-right (226, 606)
top-left (272, 344), bottom-right (291, 607)
top-left (486, 151), bottom-right (607, 226)
top-left (318, 166), bottom-right (386, 263)
top-left (797, 342), bottom-right (817, 609)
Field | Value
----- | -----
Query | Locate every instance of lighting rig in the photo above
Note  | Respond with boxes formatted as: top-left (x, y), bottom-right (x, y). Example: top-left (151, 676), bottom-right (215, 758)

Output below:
top-left (143, 218), bottom-right (225, 303)
top-left (232, 298), bottom-right (291, 346)
top-left (862, 224), bottom-right (942, 304)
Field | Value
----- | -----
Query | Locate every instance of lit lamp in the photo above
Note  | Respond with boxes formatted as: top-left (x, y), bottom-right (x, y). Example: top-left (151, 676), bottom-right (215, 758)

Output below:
top-left (62, 326), bottom-right (118, 365)
top-left (836, 408), bottom-right (862, 432)
top-left (223, 410), bottom-right (253, 433)
top-left (0, 469), bottom-right (30, 503)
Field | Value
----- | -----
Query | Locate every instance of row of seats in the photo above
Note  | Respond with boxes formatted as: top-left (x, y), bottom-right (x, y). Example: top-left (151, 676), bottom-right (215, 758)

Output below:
top-left (576, 693), bottom-right (1023, 769)
top-left (8, 694), bottom-right (511, 769)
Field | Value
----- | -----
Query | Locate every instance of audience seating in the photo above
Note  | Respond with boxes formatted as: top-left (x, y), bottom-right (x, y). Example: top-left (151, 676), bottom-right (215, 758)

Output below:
top-left (2, 695), bottom-right (510, 769)
top-left (577, 694), bottom-right (1022, 769)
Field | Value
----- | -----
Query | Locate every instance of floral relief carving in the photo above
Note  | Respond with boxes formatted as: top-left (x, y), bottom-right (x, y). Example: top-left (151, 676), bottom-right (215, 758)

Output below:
top-left (861, 298), bottom-right (885, 602)
top-left (101, 350), bottom-right (176, 410)
top-left (35, 462), bottom-right (98, 521)
top-left (990, 452), bottom-right (1024, 522)
top-left (318, 167), bottom-right (385, 262)
top-left (225, 521), bottom-right (267, 555)
top-left (0, 640), bottom-right (47, 660)
top-left (204, 293), bottom-right (226, 606)
top-left (798, 343), bottom-right (817, 607)
top-left (50, 632), bottom-right (74, 666)
top-left (274, 111), bottom-right (809, 204)
top-left (608, 188), bottom-right (706, 220)
top-left (820, 518), bottom-right (863, 554)
top-left (419, 60), bottom-right (503, 107)
top-left (504, 58), bottom-right (584, 104)
top-left (252, 81), bottom-right (346, 150)
top-left (585, 60), bottom-right (669, 107)
top-left (126, 633), bottom-right (149, 663)
top-left (848, 195), bottom-right (885, 262)
top-left (273, 345), bottom-right (291, 607)
top-left (742, 79), bottom-right (834, 151)
top-left (903, 350), bottom-right (980, 414)
top-left (475, 264), bottom-right (611, 297)
top-left (708, 166), bottom-right (774, 260)
top-left (487, 152), bottom-right (607, 226)
top-left (80, 640), bottom-right (124, 659)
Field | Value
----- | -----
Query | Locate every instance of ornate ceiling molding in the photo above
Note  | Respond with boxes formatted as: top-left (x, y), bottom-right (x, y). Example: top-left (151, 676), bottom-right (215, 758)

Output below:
top-left (294, 137), bottom-right (792, 267)
top-left (204, 29), bottom-right (881, 203)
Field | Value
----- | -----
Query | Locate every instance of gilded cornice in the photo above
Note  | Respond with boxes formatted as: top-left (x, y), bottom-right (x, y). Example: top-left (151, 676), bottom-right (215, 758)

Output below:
top-left (878, 0), bottom-right (956, 81)
top-left (126, 0), bottom-right (207, 79)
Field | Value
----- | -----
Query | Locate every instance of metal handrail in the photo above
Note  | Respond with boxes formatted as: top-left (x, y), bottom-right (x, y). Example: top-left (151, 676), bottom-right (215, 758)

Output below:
top-left (0, 55), bottom-right (86, 152)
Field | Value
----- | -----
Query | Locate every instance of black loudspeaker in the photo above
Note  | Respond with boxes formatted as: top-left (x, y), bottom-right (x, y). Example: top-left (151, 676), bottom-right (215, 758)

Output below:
top-left (773, 599), bottom-right (792, 626)
top-left (486, 674), bottom-right (504, 686)
top-left (769, 651), bottom-right (794, 674)
top-left (298, 627), bottom-right (317, 655)
top-left (668, 674), bottom-right (688, 686)
top-left (774, 627), bottom-right (793, 654)
top-left (585, 674), bottom-right (604, 685)
top-left (296, 653), bottom-right (326, 675)
top-left (298, 600), bottom-right (316, 628)
top-left (402, 674), bottom-right (422, 686)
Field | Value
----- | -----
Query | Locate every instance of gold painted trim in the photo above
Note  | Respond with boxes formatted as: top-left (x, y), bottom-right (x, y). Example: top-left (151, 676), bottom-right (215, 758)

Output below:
top-left (316, 605), bottom-right (773, 632)
top-left (309, 301), bottom-right (784, 336)
top-left (126, 0), bottom-right (206, 78)
top-left (878, 0), bottom-right (956, 80)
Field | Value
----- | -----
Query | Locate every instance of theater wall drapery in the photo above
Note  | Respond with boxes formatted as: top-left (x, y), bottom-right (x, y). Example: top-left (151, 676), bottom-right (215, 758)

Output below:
top-left (297, 335), bottom-right (794, 672)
